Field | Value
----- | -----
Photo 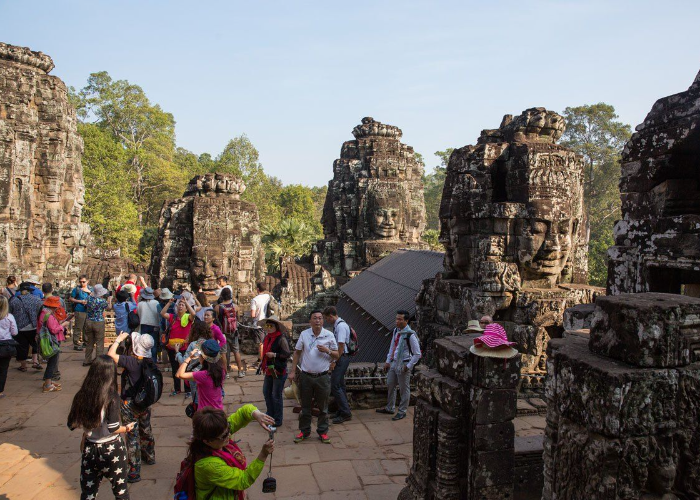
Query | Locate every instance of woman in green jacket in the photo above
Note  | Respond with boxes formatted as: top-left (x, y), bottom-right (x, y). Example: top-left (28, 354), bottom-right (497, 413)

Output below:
top-left (191, 404), bottom-right (275, 499)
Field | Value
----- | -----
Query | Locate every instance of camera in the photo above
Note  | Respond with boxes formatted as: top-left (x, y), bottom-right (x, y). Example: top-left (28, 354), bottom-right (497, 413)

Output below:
top-left (262, 426), bottom-right (277, 493)
top-left (268, 426), bottom-right (276, 441)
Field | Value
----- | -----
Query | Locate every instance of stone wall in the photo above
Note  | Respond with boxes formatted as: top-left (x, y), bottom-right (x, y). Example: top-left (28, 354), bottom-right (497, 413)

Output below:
top-left (316, 117), bottom-right (427, 277)
top-left (416, 108), bottom-right (601, 392)
top-left (0, 42), bottom-right (89, 283)
top-left (607, 70), bottom-right (700, 297)
top-left (149, 173), bottom-right (264, 303)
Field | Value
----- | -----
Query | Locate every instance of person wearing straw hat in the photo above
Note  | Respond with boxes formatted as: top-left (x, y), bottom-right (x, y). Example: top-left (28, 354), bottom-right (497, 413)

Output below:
top-left (259, 316), bottom-right (291, 427)
top-left (84, 284), bottom-right (113, 366)
top-left (470, 323), bottom-right (519, 359)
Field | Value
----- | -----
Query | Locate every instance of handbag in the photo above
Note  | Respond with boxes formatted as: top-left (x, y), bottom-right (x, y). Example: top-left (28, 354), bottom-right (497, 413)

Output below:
top-left (0, 338), bottom-right (18, 358)
top-left (39, 322), bottom-right (61, 359)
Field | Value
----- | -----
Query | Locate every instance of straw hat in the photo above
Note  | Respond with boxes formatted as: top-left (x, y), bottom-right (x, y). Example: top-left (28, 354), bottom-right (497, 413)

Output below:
top-left (159, 288), bottom-right (174, 300)
top-left (283, 381), bottom-right (301, 403)
top-left (26, 274), bottom-right (41, 285)
top-left (259, 316), bottom-right (290, 334)
top-left (132, 333), bottom-right (154, 358)
top-left (122, 283), bottom-right (137, 294)
top-left (469, 323), bottom-right (518, 359)
top-left (139, 287), bottom-right (155, 300)
top-left (464, 319), bottom-right (484, 333)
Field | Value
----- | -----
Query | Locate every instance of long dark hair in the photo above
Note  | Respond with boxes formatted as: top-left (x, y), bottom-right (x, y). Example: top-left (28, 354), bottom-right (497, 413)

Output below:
top-left (187, 407), bottom-right (229, 463)
top-left (202, 357), bottom-right (224, 389)
top-left (67, 355), bottom-right (119, 430)
top-left (187, 320), bottom-right (211, 344)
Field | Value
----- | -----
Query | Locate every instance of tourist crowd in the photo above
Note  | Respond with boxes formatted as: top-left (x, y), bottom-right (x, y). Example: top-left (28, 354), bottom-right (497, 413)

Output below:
top-left (0, 272), bottom-right (423, 499)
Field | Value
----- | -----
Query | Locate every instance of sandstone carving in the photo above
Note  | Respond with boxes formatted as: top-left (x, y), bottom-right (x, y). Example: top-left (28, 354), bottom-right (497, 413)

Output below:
top-left (316, 117), bottom-right (427, 276)
top-left (149, 173), bottom-right (264, 301)
top-left (417, 108), bottom-right (601, 392)
top-left (0, 42), bottom-right (89, 284)
top-left (607, 70), bottom-right (700, 297)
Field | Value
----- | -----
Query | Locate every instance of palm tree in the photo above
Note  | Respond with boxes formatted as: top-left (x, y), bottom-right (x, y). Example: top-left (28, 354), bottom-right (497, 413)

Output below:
top-left (262, 219), bottom-right (318, 272)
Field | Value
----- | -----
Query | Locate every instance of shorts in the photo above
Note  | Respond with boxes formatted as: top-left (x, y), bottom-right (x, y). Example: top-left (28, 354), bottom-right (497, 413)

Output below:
top-left (252, 327), bottom-right (265, 346)
top-left (227, 334), bottom-right (240, 353)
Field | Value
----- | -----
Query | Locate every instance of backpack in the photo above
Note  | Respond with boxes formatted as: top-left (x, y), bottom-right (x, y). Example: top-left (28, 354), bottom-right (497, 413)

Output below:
top-left (38, 319), bottom-right (61, 359)
top-left (265, 295), bottom-right (279, 318)
top-left (174, 457), bottom-right (197, 500)
top-left (219, 302), bottom-right (237, 338)
top-left (126, 303), bottom-right (140, 330)
top-left (123, 358), bottom-right (163, 409)
top-left (337, 319), bottom-right (359, 356)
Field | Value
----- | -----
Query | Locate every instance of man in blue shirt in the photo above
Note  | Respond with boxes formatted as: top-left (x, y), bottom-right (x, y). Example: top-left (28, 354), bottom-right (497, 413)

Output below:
top-left (69, 275), bottom-right (93, 351)
top-left (16, 275), bottom-right (44, 299)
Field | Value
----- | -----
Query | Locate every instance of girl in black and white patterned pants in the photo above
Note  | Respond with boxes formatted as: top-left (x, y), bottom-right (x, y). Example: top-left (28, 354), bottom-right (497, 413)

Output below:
top-left (80, 437), bottom-right (130, 500)
top-left (68, 355), bottom-right (135, 500)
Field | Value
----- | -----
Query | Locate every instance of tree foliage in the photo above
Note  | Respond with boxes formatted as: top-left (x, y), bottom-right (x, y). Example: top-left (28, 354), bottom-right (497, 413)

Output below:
top-left (262, 219), bottom-right (319, 272)
top-left (423, 149), bottom-right (453, 230)
top-left (561, 103), bottom-right (632, 286)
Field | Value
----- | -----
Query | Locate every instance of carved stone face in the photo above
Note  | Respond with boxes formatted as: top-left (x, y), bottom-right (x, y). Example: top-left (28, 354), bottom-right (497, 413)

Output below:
top-left (516, 217), bottom-right (575, 283)
top-left (372, 207), bottom-right (399, 238)
top-left (366, 188), bottom-right (404, 240)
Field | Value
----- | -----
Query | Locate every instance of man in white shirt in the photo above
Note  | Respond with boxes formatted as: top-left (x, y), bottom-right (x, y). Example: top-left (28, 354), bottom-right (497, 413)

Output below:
top-left (376, 310), bottom-right (421, 421)
top-left (214, 276), bottom-right (233, 299)
top-left (290, 310), bottom-right (339, 444)
top-left (250, 282), bottom-right (272, 367)
top-left (323, 306), bottom-right (352, 424)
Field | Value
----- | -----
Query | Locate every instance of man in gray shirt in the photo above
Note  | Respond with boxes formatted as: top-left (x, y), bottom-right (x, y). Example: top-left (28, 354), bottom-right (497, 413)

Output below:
top-left (323, 306), bottom-right (353, 424)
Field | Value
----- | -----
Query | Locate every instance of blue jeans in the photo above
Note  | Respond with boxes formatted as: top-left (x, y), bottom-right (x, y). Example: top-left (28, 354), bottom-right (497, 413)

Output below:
top-left (139, 324), bottom-right (159, 360)
top-left (263, 373), bottom-right (287, 426)
top-left (331, 354), bottom-right (352, 416)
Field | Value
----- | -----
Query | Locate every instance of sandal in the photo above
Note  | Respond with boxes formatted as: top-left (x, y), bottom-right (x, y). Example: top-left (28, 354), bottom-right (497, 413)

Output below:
top-left (43, 384), bottom-right (61, 392)
top-left (31, 363), bottom-right (42, 370)
top-left (16, 366), bottom-right (27, 372)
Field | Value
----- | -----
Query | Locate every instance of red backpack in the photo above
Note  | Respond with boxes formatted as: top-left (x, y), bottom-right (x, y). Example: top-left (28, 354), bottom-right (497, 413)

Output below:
top-left (174, 457), bottom-right (196, 500)
top-left (219, 303), bottom-right (237, 337)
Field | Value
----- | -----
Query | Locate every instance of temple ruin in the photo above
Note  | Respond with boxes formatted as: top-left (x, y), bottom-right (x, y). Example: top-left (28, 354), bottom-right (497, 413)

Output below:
top-left (0, 42), bottom-right (90, 284)
top-left (316, 117), bottom-right (427, 278)
top-left (543, 70), bottom-right (700, 499)
top-left (149, 173), bottom-right (265, 302)
top-left (416, 107), bottom-right (601, 390)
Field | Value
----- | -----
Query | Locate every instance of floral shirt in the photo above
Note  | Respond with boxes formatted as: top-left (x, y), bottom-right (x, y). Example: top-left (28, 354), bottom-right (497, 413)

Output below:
top-left (86, 295), bottom-right (108, 322)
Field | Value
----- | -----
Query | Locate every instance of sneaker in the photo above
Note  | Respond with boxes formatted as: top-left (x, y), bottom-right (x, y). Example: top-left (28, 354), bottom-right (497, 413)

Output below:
top-left (392, 412), bottom-right (407, 421)
top-left (127, 474), bottom-right (141, 483)
top-left (169, 390), bottom-right (181, 397)
top-left (332, 414), bottom-right (352, 424)
top-left (294, 432), bottom-right (309, 443)
top-left (73, 346), bottom-right (83, 351)
top-left (319, 433), bottom-right (331, 444)
top-left (375, 408), bottom-right (393, 415)
top-left (238, 370), bottom-right (246, 378)
top-left (184, 392), bottom-right (192, 399)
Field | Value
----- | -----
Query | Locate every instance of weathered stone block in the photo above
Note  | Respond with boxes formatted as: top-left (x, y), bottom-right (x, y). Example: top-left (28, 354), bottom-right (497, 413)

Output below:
top-left (589, 293), bottom-right (700, 368)
top-left (435, 335), bottom-right (472, 382)
top-left (471, 352), bottom-right (521, 389)
top-left (470, 449), bottom-right (514, 489)
top-left (473, 421), bottom-right (514, 451)
top-left (472, 387), bottom-right (517, 424)
top-left (409, 399), bottom-right (440, 495)
top-left (563, 303), bottom-right (595, 331)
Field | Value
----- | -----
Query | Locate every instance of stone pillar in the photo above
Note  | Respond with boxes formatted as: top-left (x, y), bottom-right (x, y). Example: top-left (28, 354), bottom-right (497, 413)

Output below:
top-left (400, 334), bottom-right (520, 499)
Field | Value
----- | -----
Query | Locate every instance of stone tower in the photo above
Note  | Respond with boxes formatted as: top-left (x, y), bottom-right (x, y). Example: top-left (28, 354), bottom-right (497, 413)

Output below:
top-left (149, 173), bottom-right (264, 302)
top-left (316, 117), bottom-right (427, 277)
top-left (0, 42), bottom-right (89, 282)
top-left (416, 108), bottom-right (601, 390)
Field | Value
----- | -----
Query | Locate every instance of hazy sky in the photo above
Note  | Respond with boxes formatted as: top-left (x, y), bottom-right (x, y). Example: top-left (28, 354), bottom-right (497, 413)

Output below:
top-left (3, 1), bottom-right (699, 186)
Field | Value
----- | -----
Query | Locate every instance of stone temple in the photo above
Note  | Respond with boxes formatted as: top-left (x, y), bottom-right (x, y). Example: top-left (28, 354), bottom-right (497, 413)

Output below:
top-left (149, 173), bottom-right (265, 302)
top-left (316, 117), bottom-right (427, 278)
top-left (0, 42), bottom-right (89, 283)
top-left (416, 107), bottom-right (601, 390)
top-left (543, 70), bottom-right (700, 499)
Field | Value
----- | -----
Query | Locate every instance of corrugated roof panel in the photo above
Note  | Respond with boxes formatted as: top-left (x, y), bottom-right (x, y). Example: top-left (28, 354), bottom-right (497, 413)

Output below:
top-left (335, 296), bottom-right (392, 363)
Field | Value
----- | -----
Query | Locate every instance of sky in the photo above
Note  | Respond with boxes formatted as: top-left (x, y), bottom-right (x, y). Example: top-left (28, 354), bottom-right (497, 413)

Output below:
top-left (2, 0), bottom-right (699, 186)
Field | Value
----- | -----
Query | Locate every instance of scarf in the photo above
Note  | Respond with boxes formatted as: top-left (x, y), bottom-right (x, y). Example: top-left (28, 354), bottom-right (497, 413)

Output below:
top-left (392, 326), bottom-right (413, 368)
top-left (261, 330), bottom-right (281, 374)
top-left (211, 439), bottom-right (248, 500)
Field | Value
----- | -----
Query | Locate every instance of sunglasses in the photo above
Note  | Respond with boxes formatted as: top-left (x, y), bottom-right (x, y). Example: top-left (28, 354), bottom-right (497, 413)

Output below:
top-left (264, 323), bottom-right (276, 329)
top-left (79, 281), bottom-right (87, 284)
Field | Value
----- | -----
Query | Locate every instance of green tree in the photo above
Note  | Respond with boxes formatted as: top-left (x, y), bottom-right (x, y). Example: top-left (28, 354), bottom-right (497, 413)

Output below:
top-left (561, 104), bottom-right (632, 286)
top-left (76, 71), bottom-right (186, 226)
top-left (79, 123), bottom-right (141, 257)
top-left (262, 219), bottom-right (318, 273)
top-left (421, 229), bottom-right (442, 251)
top-left (310, 185), bottom-right (328, 225)
top-left (423, 148), bottom-right (453, 230)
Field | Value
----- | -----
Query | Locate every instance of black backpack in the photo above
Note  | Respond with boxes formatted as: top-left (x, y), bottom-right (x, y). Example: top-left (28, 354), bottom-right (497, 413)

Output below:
top-left (126, 303), bottom-right (140, 330)
top-left (123, 358), bottom-right (163, 409)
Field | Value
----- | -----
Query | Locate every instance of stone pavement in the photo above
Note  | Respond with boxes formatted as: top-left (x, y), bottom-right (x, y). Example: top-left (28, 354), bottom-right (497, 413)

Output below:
top-left (0, 347), bottom-right (412, 499)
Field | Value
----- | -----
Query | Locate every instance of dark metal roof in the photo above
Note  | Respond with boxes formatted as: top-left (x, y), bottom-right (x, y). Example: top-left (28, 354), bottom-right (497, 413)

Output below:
top-left (337, 249), bottom-right (444, 363)
top-left (341, 249), bottom-right (444, 331)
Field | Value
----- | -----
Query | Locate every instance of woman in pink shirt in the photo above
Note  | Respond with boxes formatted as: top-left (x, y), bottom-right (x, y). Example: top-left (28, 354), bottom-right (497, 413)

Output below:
top-left (37, 296), bottom-right (70, 392)
top-left (160, 297), bottom-right (196, 396)
top-left (203, 309), bottom-right (226, 350)
top-left (176, 339), bottom-right (225, 411)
